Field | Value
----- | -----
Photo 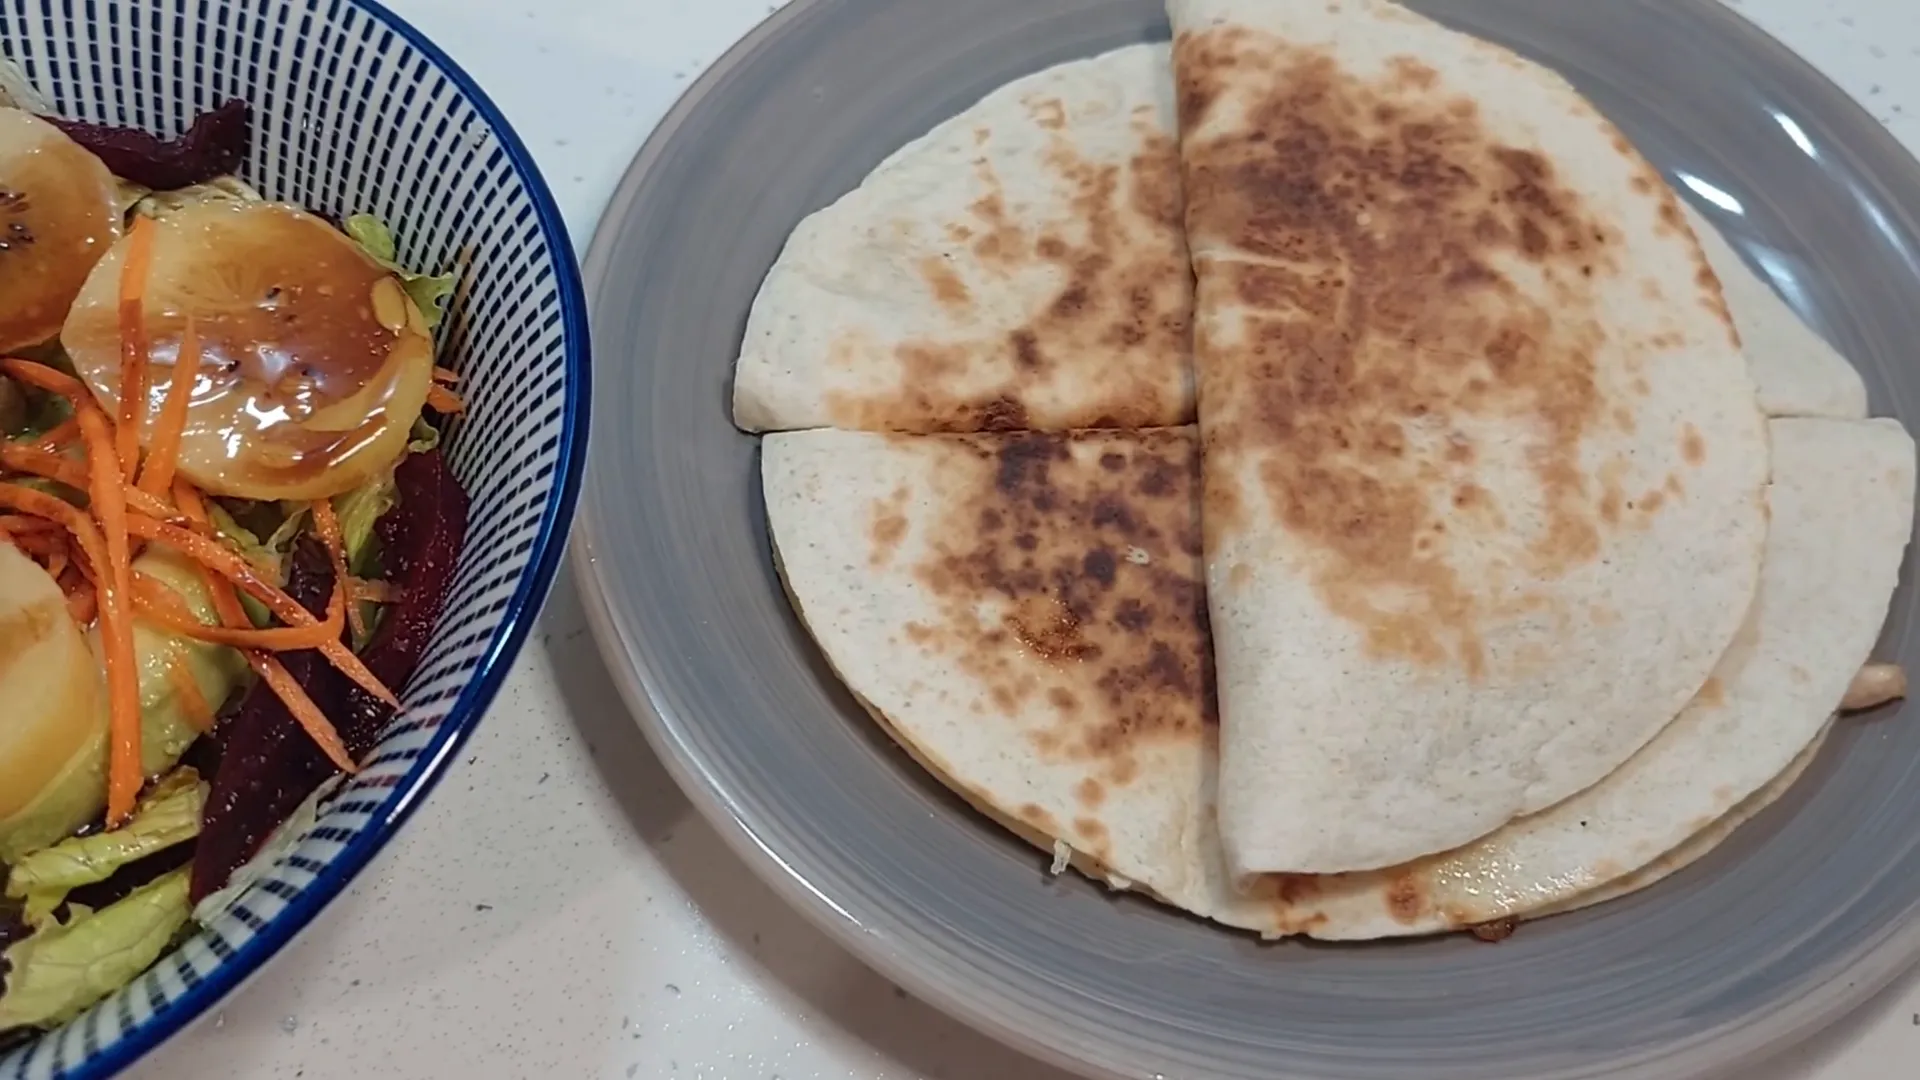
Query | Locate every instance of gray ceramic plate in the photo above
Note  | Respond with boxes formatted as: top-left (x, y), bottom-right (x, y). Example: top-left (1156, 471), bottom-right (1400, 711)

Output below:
top-left (574, 1), bottom-right (1920, 1077)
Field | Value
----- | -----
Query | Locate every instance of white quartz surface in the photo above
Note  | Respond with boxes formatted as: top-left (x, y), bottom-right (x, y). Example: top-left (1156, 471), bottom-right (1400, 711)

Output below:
top-left (134, 0), bottom-right (1920, 1076)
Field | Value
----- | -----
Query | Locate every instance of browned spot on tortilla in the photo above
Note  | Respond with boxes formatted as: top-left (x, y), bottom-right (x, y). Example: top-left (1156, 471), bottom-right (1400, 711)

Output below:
top-left (1695, 676), bottom-right (1726, 708)
top-left (1172, 27), bottom-right (1655, 679)
top-left (1075, 816), bottom-right (1111, 849)
top-left (868, 486), bottom-right (911, 568)
top-left (918, 255), bottom-right (972, 309)
top-left (1599, 479), bottom-right (1623, 526)
top-left (1470, 917), bottom-right (1519, 942)
top-left (905, 430), bottom-right (1215, 783)
top-left (1681, 424), bottom-right (1705, 465)
top-left (1272, 873), bottom-right (1320, 903)
top-left (1075, 777), bottom-right (1108, 809)
top-left (1027, 95), bottom-right (1068, 131)
top-left (973, 126), bottom-right (990, 146)
top-left (1641, 278), bottom-right (1662, 302)
top-left (1386, 55), bottom-right (1439, 91)
top-left (1656, 198), bottom-right (1685, 236)
top-left (1665, 472), bottom-right (1684, 497)
top-left (1385, 874), bottom-right (1426, 924)
top-left (1019, 802), bottom-right (1061, 834)
top-left (822, 123), bottom-right (1192, 433)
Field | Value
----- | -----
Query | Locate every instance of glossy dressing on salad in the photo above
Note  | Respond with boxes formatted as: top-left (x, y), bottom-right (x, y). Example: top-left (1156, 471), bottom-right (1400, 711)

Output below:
top-left (64, 201), bottom-right (438, 501)
top-left (0, 89), bottom-right (469, 1040)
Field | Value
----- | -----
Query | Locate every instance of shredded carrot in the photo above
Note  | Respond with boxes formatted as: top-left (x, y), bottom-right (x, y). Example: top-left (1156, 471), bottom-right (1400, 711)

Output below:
top-left (425, 384), bottom-right (465, 414)
top-left (123, 513), bottom-right (398, 707)
top-left (171, 483), bottom-right (255, 632)
top-left (139, 318), bottom-right (201, 497)
top-left (308, 498), bottom-right (369, 641)
top-left (133, 570), bottom-right (347, 651)
top-left (350, 578), bottom-right (396, 605)
top-left (115, 216), bottom-right (157, 482)
top-left (75, 403), bottom-right (142, 825)
top-left (162, 646), bottom-right (215, 733)
top-left (1, 358), bottom-right (87, 400)
top-left (0, 444), bottom-right (183, 522)
top-left (432, 366), bottom-right (461, 385)
top-left (250, 653), bottom-right (358, 773)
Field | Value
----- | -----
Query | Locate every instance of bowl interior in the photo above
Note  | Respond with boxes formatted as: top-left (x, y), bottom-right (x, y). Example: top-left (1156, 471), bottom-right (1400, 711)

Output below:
top-left (0, 1), bottom-right (586, 1077)
top-left (579, 1), bottom-right (1920, 1078)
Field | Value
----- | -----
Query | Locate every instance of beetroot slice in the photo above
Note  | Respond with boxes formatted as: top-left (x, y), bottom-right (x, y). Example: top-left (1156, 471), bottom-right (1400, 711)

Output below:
top-left (330, 448), bottom-right (470, 743)
top-left (188, 450), bottom-right (469, 903)
top-left (48, 99), bottom-right (249, 191)
top-left (189, 538), bottom-right (336, 904)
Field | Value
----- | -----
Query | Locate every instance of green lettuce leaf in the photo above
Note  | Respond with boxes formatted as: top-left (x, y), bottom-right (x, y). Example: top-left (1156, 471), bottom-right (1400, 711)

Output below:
top-left (5, 771), bottom-right (206, 906)
top-left (206, 503), bottom-right (308, 627)
top-left (333, 475), bottom-right (396, 579)
top-left (329, 474), bottom-right (400, 648)
top-left (0, 869), bottom-right (192, 1031)
top-left (191, 776), bottom-right (341, 927)
top-left (408, 417), bottom-right (442, 455)
top-left (343, 213), bottom-right (456, 332)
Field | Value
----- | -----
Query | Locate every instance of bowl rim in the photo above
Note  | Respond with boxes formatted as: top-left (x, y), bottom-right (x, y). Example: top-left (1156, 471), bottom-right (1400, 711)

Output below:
top-left (33, 0), bottom-right (594, 1075)
top-left (573, 1), bottom-right (1920, 1079)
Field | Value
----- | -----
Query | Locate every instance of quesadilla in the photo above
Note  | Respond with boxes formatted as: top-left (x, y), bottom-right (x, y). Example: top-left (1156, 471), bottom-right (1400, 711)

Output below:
top-left (1170, 0), bottom-right (1772, 874)
top-left (1683, 202), bottom-right (1869, 420)
top-left (1535, 727), bottom-right (1828, 921)
top-left (1250, 416), bottom-right (1913, 937)
top-left (734, 43), bottom-right (1193, 434)
top-left (764, 421), bottom-right (1910, 941)
top-left (763, 427), bottom-right (1220, 905)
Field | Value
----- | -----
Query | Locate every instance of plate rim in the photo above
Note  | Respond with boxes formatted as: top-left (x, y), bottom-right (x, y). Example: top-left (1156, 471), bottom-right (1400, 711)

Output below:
top-left (47, 0), bottom-right (595, 1074)
top-left (575, 1), bottom-right (1920, 1077)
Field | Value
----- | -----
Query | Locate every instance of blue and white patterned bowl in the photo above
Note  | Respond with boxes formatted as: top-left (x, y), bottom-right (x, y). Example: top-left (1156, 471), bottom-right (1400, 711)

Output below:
top-left (0, 1), bottom-right (589, 1076)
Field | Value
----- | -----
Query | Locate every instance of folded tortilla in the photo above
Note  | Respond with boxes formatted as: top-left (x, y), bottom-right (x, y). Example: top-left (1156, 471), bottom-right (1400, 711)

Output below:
top-left (1241, 417), bottom-right (1914, 936)
top-left (734, 43), bottom-right (1193, 434)
top-left (1171, 0), bottom-right (1772, 874)
top-left (764, 427), bottom-right (1219, 904)
top-left (1537, 726), bottom-right (1828, 921)
top-left (1684, 202), bottom-right (1869, 420)
top-left (766, 418), bottom-right (1910, 939)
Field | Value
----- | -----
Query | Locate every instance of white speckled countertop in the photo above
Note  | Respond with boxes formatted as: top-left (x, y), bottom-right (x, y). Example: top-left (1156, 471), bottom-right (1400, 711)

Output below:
top-left (130, 0), bottom-right (1920, 1077)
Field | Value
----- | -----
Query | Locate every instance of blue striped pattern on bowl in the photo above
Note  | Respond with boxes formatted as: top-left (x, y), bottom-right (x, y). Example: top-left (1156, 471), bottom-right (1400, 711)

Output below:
top-left (0, 1), bottom-right (589, 1076)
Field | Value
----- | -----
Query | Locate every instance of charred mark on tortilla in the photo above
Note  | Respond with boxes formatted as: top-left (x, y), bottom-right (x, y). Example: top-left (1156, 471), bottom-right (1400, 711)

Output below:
top-left (825, 119), bottom-right (1190, 433)
top-left (913, 431), bottom-right (1217, 776)
top-left (1173, 27), bottom-right (1709, 679)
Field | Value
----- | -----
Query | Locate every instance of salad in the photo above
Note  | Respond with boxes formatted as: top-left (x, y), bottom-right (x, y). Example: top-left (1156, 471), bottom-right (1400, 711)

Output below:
top-left (1, 65), bottom-right (470, 1041)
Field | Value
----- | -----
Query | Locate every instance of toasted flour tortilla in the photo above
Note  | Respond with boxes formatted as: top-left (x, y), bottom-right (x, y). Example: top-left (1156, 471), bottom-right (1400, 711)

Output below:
top-left (1535, 727), bottom-right (1829, 921)
top-left (766, 420), bottom-right (1909, 940)
top-left (763, 427), bottom-right (1224, 911)
top-left (1253, 417), bottom-right (1913, 937)
top-left (1684, 202), bottom-right (1868, 420)
top-left (1170, 0), bottom-right (1772, 874)
top-left (733, 44), bottom-right (1193, 435)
